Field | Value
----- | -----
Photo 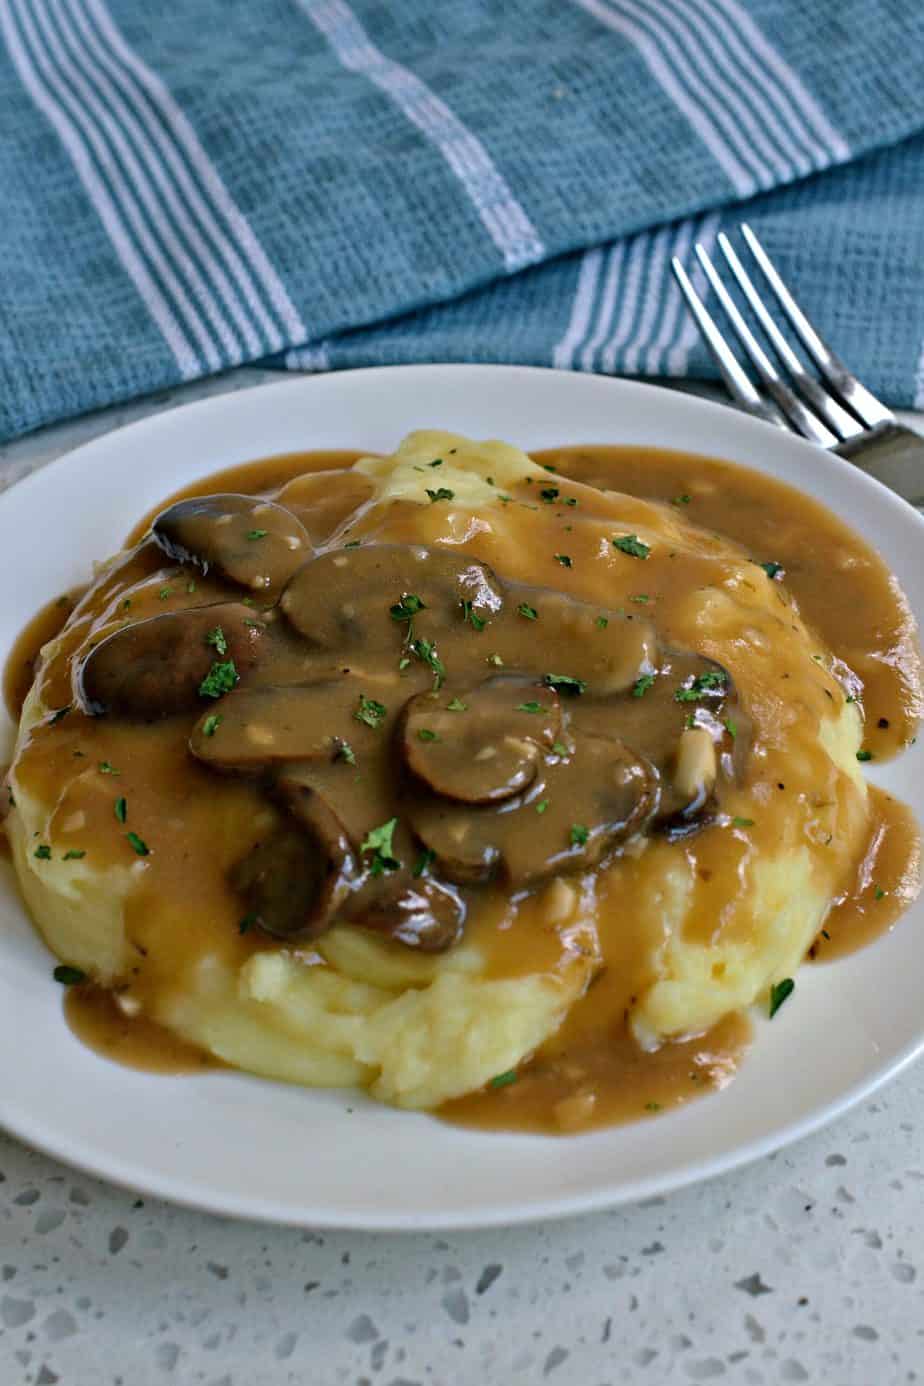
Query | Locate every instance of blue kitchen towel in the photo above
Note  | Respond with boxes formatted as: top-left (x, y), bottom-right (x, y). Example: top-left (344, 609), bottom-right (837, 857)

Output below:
top-left (2, 0), bottom-right (924, 443)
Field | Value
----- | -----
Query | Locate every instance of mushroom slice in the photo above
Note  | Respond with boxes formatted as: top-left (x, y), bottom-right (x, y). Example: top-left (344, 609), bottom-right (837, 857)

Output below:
top-left (77, 603), bottom-right (265, 719)
top-left (406, 735), bottom-right (657, 887)
top-left (279, 543), bottom-right (503, 652)
top-left (152, 494), bottom-right (310, 594)
top-left (399, 679), bottom-right (561, 804)
top-left (190, 680), bottom-right (359, 771)
top-left (230, 782), bottom-right (359, 940)
top-left (492, 587), bottom-right (659, 695)
top-left (352, 876), bottom-right (466, 953)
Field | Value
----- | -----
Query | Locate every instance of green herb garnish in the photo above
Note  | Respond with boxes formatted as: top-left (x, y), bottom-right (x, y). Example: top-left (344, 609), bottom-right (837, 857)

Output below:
top-left (198, 660), bottom-right (238, 699)
top-left (206, 626), bottom-right (228, 656)
top-left (554, 554), bottom-right (572, 568)
top-left (412, 848), bottom-right (436, 878)
top-left (461, 599), bottom-right (486, 631)
top-left (874, 886), bottom-right (886, 900)
top-left (246, 529), bottom-right (268, 540)
top-left (238, 912), bottom-right (258, 935)
top-left (761, 561), bottom-right (783, 579)
top-left (361, 818), bottom-right (400, 876)
top-left (489, 1070), bottom-right (518, 1089)
top-left (543, 673), bottom-right (587, 696)
top-left (535, 800), bottom-right (549, 815)
top-left (49, 705), bottom-right (71, 725)
top-left (724, 718), bottom-right (737, 739)
top-left (447, 697), bottom-right (468, 712)
top-left (769, 978), bottom-right (794, 1018)
top-left (570, 824), bottom-right (589, 847)
top-left (613, 534), bottom-right (650, 559)
top-left (672, 495), bottom-right (691, 506)
top-left (158, 587), bottom-right (171, 600)
top-left (390, 594), bottom-right (426, 622)
top-left (126, 832), bottom-right (150, 856)
top-left (552, 741), bottom-right (568, 757)
top-left (63, 849), bottom-right (86, 861)
top-left (857, 750), bottom-right (873, 762)
top-left (53, 965), bottom-right (86, 986)
top-left (425, 487), bottom-right (454, 503)
top-left (632, 674), bottom-right (655, 698)
top-left (335, 740), bottom-right (356, 765)
top-left (517, 603), bottom-right (538, 621)
top-left (674, 670), bottom-right (727, 702)
top-left (486, 653), bottom-right (504, 667)
top-left (516, 701), bottom-right (544, 714)
top-left (354, 695), bottom-right (388, 729)
top-left (34, 844), bottom-right (51, 860)
top-left (202, 714), bottom-right (222, 738)
top-left (731, 816), bottom-right (755, 828)
top-left (417, 728), bottom-right (439, 742)
top-left (114, 796), bottom-right (127, 824)
top-left (595, 616), bottom-right (609, 629)
top-left (540, 487), bottom-right (559, 503)
top-left (98, 761), bottom-right (120, 775)
top-left (411, 637), bottom-right (446, 688)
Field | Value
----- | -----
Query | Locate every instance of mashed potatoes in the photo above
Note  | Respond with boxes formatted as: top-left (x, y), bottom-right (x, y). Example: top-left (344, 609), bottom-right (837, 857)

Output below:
top-left (5, 430), bottom-right (882, 1120)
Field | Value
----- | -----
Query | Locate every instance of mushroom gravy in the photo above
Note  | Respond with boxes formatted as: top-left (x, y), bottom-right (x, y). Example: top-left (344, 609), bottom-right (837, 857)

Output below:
top-left (5, 442), bottom-right (920, 1131)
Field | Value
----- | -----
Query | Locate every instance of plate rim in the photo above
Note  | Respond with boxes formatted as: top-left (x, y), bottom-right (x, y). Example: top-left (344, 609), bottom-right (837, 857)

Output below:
top-left (2, 363), bottom-right (923, 1231)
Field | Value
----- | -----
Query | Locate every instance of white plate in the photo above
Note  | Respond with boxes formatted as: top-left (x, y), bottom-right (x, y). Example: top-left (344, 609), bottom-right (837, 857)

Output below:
top-left (1, 366), bottom-right (922, 1231)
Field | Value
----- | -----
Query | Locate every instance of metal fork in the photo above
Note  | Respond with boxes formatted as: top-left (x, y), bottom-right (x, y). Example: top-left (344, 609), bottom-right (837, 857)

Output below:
top-left (670, 224), bottom-right (924, 507)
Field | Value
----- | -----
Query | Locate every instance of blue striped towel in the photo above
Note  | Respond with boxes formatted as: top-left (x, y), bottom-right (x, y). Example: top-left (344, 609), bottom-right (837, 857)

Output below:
top-left (2, 0), bottom-right (924, 443)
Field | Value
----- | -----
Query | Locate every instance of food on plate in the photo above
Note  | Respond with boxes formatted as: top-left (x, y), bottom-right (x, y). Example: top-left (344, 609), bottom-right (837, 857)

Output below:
top-left (3, 430), bottom-right (920, 1131)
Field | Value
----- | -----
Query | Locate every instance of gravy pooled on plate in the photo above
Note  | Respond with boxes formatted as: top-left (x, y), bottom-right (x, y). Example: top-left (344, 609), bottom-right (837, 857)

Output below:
top-left (4, 432), bottom-right (920, 1132)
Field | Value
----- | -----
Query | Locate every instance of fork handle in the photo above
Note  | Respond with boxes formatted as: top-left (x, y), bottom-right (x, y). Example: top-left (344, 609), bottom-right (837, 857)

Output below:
top-left (834, 423), bottom-right (924, 509)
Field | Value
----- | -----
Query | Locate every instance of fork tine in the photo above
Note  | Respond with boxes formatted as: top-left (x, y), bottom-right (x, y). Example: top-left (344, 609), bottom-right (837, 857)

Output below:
top-left (740, 223), bottom-right (893, 431)
top-left (694, 245), bottom-right (837, 447)
top-left (669, 257), bottom-right (782, 429)
top-left (716, 232), bottom-right (864, 441)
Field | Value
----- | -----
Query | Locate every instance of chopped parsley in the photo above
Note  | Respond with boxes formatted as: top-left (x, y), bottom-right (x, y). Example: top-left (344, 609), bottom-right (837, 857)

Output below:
top-left (343, 540), bottom-right (361, 549)
top-left (613, 534), bottom-right (650, 559)
top-left (486, 653), bottom-right (504, 667)
top-left (570, 824), bottom-right (589, 847)
top-left (645, 1101), bottom-right (662, 1112)
top-left (461, 599), bottom-right (486, 631)
top-left (417, 728), bottom-right (440, 742)
top-left (202, 713), bottom-right (222, 738)
top-left (540, 486), bottom-right (559, 503)
top-left (98, 761), bottom-right (120, 775)
top-left (535, 799), bottom-right (549, 815)
top-left (49, 705), bottom-right (72, 725)
top-left (126, 832), bottom-right (150, 856)
top-left (769, 978), bottom-right (794, 1018)
top-left (674, 670), bottom-right (727, 702)
top-left (672, 494), bottom-right (691, 506)
top-left (629, 594), bottom-right (650, 604)
top-left (731, 816), bottom-right (755, 828)
top-left (390, 593), bottom-right (426, 622)
top-left (552, 741), bottom-right (568, 756)
top-left (517, 602), bottom-right (538, 621)
top-left (410, 637), bottom-right (445, 688)
top-left (595, 615), bottom-right (609, 629)
top-left (632, 674), bottom-right (655, 698)
top-left (361, 818), bottom-right (400, 876)
top-left (186, 580), bottom-right (197, 594)
top-left (412, 848), bottom-right (436, 878)
top-left (857, 749), bottom-right (873, 762)
top-left (489, 1070), bottom-right (518, 1089)
top-left (206, 626), bottom-right (228, 656)
top-left (198, 660), bottom-right (238, 699)
top-left (554, 553), bottom-right (572, 568)
top-left (429, 458), bottom-right (443, 467)
top-left (238, 912), bottom-right (258, 935)
top-left (114, 796), bottom-right (127, 824)
top-left (516, 701), bottom-right (544, 714)
top-left (53, 965), bottom-right (86, 986)
top-left (34, 844), bottom-right (51, 860)
top-left (63, 849), bottom-right (86, 861)
top-left (335, 739), bottom-right (356, 765)
top-left (543, 673), bottom-right (587, 696)
top-left (354, 695), bottom-right (388, 729)
top-left (761, 561), bottom-right (784, 579)
top-left (874, 886), bottom-right (886, 900)
top-left (447, 697), bottom-right (468, 712)
top-left (425, 487), bottom-right (454, 503)
top-left (158, 587), bottom-right (172, 600)
top-left (246, 529), bottom-right (268, 540)
top-left (724, 718), bottom-right (737, 739)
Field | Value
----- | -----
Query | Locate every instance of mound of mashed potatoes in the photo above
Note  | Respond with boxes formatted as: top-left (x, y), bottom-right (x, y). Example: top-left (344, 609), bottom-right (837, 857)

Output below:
top-left (5, 429), bottom-right (897, 1127)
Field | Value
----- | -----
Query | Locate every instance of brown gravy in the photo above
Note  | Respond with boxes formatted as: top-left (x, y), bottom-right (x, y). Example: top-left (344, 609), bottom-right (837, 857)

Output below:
top-left (5, 442), bottom-right (921, 1133)
top-left (3, 588), bottom-right (84, 723)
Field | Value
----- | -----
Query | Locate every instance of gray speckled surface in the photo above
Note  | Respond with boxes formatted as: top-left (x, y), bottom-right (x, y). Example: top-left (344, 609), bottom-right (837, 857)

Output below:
top-left (2, 374), bottom-right (923, 1386)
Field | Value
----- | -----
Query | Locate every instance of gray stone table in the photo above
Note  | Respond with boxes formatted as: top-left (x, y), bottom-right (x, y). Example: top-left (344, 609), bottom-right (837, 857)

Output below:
top-left (1, 371), bottom-right (922, 1386)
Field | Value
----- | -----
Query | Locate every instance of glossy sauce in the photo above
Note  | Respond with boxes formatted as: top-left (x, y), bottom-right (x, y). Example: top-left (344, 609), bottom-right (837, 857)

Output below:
top-left (65, 985), bottom-right (221, 1073)
top-left (5, 443), bottom-right (921, 1125)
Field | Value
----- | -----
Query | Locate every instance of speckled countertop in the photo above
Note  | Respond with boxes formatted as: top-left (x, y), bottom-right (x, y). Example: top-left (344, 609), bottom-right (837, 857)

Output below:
top-left (1, 372), bottom-right (922, 1386)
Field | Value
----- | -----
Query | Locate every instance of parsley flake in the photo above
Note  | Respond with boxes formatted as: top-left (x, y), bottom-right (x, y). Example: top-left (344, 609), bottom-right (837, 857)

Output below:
top-left (53, 965), bottom-right (86, 986)
top-left (543, 673), bottom-right (587, 696)
top-left (724, 718), bottom-right (737, 739)
top-left (857, 749), bottom-right (873, 762)
top-left (447, 697), bottom-right (467, 712)
top-left (98, 761), bottom-right (120, 776)
top-left (158, 587), bottom-right (171, 600)
top-left (246, 529), bottom-right (268, 540)
top-left (417, 728), bottom-right (440, 742)
top-left (461, 599), bottom-right (486, 631)
top-left (429, 458), bottom-right (443, 467)
top-left (202, 713), bottom-right (222, 738)
top-left (535, 799), bottom-right (549, 815)
top-left (63, 849), bottom-right (86, 861)
top-left (361, 818), bottom-right (400, 876)
top-left (672, 494), bottom-right (691, 506)
top-left (126, 832), bottom-right (150, 856)
top-left (335, 740), bottom-right (356, 765)
top-left (674, 670), bottom-right (727, 702)
top-left (769, 978), bottom-right (794, 1018)
top-left (114, 796), bottom-right (127, 824)
top-left (486, 653), bottom-right (504, 667)
top-left (613, 534), bottom-right (650, 559)
top-left (517, 602), bottom-right (538, 621)
top-left (206, 626), bottom-right (228, 656)
top-left (390, 593), bottom-right (426, 622)
top-left (489, 1070), bottom-right (517, 1089)
top-left (874, 886), bottom-right (886, 900)
top-left (34, 844), bottom-right (51, 860)
top-left (425, 487), bottom-right (454, 503)
top-left (570, 824), bottom-right (589, 847)
top-left (411, 637), bottom-right (445, 688)
top-left (554, 553), bottom-right (572, 568)
top-left (354, 695), bottom-right (387, 729)
top-left (412, 848), bottom-right (436, 878)
top-left (632, 674), bottom-right (655, 698)
top-left (49, 705), bottom-right (71, 725)
top-left (595, 616), bottom-right (609, 630)
top-left (732, 816), bottom-right (755, 828)
top-left (552, 741), bottom-right (568, 756)
top-left (199, 660), bottom-right (238, 699)
top-left (761, 561), bottom-right (784, 579)
top-left (516, 701), bottom-right (544, 714)
top-left (540, 486), bottom-right (559, 503)
top-left (629, 594), bottom-right (650, 604)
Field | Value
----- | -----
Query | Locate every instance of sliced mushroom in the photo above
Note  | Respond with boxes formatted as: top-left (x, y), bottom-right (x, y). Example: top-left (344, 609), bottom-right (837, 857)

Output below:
top-left (77, 603), bottom-right (265, 719)
top-left (398, 679), bottom-right (562, 804)
top-left (190, 680), bottom-right (359, 771)
top-left (280, 544), bottom-right (503, 652)
top-left (351, 876), bottom-right (466, 952)
top-left (230, 781), bottom-right (359, 940)
top-left (152, 494), bottom-right (310, 594)
top-left (405, 733), bottom-right (658, 887)
top-left (489, 586), bottom-right (659, 695)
